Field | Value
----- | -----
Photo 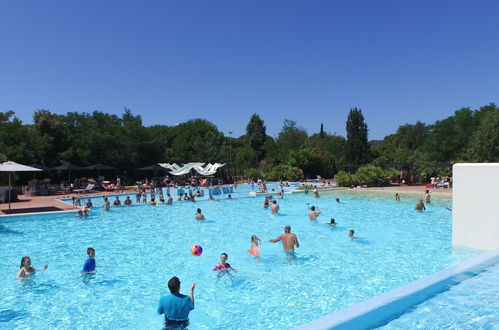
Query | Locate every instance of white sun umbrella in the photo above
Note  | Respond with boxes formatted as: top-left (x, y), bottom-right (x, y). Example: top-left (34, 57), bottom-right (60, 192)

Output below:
top-left (0, 161), bottom-right (42, 210)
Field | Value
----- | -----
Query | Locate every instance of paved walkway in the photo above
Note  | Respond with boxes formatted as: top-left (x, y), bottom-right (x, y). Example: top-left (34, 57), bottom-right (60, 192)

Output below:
top-left (0, 190), bottom-right (134, 215)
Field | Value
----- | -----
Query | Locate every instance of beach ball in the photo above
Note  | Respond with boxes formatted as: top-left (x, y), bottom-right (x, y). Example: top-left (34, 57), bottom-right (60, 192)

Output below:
top-left (191, 245), bottom-right (203, 256)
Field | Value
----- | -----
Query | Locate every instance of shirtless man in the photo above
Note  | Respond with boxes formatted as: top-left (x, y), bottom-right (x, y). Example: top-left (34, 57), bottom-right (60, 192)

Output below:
top-left (424, 189), bottom-right (431, 203)
top-left (166, 193), bottom-right (173, 205)
top-left (308, 206), bottom-right (321, 221)
top-left (195, 208), bottom-right (205, 220)
top-left (270, 200), bottom-right (279, 214)
top-left (269, 225), bottom-right (299, 252)
top-left (415, 199), bottom-right (426, 211)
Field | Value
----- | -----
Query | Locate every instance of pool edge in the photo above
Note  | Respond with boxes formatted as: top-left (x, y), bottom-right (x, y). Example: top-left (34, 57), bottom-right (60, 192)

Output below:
top-left (293, 248), bottom-right (499, 330)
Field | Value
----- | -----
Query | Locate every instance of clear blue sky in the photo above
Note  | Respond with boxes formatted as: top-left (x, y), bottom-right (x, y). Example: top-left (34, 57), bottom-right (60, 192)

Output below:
top-left (1, 1), bottom-right (498, 139)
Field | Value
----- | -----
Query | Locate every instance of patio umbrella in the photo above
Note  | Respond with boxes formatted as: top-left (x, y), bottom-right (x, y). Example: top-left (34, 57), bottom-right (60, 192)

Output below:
top-left (138, 164), bottom-right (163, 179)
top-left (0, 161), bottom-right (42, 210)
top-left (85, 163), bottom-right (118, 179)
top-left (52, 164), bottom-right (84, 183)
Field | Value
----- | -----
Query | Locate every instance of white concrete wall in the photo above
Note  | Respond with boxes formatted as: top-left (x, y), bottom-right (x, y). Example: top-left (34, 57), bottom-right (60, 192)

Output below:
top-left (453, 163), bottom-right (499, 250)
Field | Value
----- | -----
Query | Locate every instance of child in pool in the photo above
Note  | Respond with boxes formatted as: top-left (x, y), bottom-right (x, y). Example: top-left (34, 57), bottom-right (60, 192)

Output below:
top-left (247, 235), bottom-right (262, 257)
top-left (212, 253), bottom-right (237, 273)
top-left (16, 256), bottom-right (48, 279)
top-left (81, 247), bottom-right (96, 273)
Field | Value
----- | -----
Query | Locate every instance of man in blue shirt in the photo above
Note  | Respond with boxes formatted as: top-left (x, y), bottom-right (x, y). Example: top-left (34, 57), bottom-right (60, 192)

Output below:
top-left (157, 276), bottom-right (197, 329)
top-left (81, 247), bottom-right (96, 273)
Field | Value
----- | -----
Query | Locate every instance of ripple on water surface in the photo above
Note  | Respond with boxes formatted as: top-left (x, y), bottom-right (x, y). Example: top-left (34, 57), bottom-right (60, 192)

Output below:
top-left (0, 188), bottom-right (478, 329)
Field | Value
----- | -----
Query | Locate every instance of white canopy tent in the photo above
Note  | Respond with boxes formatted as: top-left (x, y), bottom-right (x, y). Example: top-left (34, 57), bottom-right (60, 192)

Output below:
top-left (158, 163), bottom-right (181, 171)
top-left (0, 161), bottom-right (42, 210)
top-left (169, 163), bottom-right (205, 176)
top-left (194, 163), bottom-right (226, 176)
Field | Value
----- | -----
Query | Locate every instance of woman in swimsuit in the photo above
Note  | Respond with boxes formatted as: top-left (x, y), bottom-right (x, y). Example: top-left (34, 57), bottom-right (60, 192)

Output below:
top-left (16, 256), bottom-right (48, 279)
top-left (247, 235), bottom-right (261, 257)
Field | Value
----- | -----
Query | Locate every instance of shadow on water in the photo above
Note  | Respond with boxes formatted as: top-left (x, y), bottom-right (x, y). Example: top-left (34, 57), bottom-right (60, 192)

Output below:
top-left (0, 224), bottom-right (23, 235)
top-left (0, 309), bottom-right (30, 322)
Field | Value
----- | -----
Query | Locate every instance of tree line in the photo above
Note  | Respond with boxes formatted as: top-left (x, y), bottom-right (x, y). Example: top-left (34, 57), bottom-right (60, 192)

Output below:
top-left (0, 103), bottom-right (498, 183)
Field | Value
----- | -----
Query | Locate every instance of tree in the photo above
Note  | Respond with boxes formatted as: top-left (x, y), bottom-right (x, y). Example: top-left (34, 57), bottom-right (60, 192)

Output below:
top-left (345, 107), bottom-right (370, 165)
top-left (275, 119), bottom-right (308, 159)
top-left (245, 114), bottom-right (267, 161)
top-left (320, 123), bottom-right (325, 138)
top-left (0, 111), bottom-right (32, 163)
top-left (466, 109), bottom-right (499, 161)
top-left (168, 119), bottom-right (224, 162)
top-left (234, 147), bottom-right (258, 171)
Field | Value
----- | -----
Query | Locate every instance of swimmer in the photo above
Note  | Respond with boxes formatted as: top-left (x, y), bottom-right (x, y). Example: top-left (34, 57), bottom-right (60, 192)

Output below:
top-left (269, 225), bottom-right (299, 252)
top-left (76, 210), bottom-right (84, 217)
top-left (445, 206), bottom-right (453, 211)
top-left (124, 196), bottom-right (132, 205)
top-left (309, 206), bottom-right (321, 221)
top-left (16, 256), bottom-right (48, 280)
top-left (103, 197), bottom-right (110, 211)
top-left (304, 186), bottom-right (309, 195)
top-left (327, 218), bottom-right (337, 226)
top-left (166, 193), bottom-right (173, 204)
top-left (209, 195), bottom-right (215, 201)
top-left (270, 200), bottom-right (279, 214)
top-left (395, 193), bottom-right (400, 202)
top-left (113, 197), bottom-right (121, 206)
top-left (227, 194), bottom-right (232, 199)
top-left (248, 235), bottom-right (262, 258)
top-left (195, 208), bottom-right (205, 220)
top-left (348, 229), bottom-right (359, 240)
top-left (142, 191), bottom-right (147, 203)
top-left (212, 253), bottom-right (237, 273)
top-left (415, 199), bottom-right (426, 211)
top-left (424, 189), bottom-right (431, 203)
top-left (81, 247), bottom-right (96, 273)
top-left (336, 198), bottom-right (340, 203)
top-left (263, 196), bottom-right (270, 209)
top-left (86, 199), bottom-right (93, 208)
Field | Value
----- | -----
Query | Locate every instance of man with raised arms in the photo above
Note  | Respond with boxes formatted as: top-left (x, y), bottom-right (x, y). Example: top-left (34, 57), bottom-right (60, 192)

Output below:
top-left (269, 225), bottom-right (299, 252)
top-left (308, 206), bottom-right (321, 221)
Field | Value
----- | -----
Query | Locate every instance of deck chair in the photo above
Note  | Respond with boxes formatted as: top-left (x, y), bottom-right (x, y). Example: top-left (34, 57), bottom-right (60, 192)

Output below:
top-left (74, 183), bottom-right (95, 194)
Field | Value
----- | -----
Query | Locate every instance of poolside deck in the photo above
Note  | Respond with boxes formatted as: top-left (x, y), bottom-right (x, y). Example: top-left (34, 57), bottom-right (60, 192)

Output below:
top-left (0, 190), bottom-right (133, 215)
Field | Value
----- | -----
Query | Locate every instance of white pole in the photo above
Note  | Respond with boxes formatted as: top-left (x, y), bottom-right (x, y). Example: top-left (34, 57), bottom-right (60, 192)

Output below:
top-left (8, 171), bottom-right (11, 210)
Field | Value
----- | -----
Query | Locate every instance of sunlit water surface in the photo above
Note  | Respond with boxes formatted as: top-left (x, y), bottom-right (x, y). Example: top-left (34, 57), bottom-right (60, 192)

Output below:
top-left (0, 186), bottom-right (479, 329)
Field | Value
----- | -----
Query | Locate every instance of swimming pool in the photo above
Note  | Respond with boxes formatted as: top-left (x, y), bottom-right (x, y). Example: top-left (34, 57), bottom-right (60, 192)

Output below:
top-left (0, 186), bottom-right (479, 328)
top-left (380, 261), bottom-right (499, 329)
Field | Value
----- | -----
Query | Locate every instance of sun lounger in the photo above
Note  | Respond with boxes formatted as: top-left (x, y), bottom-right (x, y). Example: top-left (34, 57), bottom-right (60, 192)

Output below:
top-left (74, 183), bottom-right (95, 194)
top-left (101, 183), bottom-right (116, 191)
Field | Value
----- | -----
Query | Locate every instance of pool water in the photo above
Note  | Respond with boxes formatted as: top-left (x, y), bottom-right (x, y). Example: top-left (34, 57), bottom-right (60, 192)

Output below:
top-left (380, 262), bottom-right (499, 329)
top-left (0, 186), bottom-right (478, 329)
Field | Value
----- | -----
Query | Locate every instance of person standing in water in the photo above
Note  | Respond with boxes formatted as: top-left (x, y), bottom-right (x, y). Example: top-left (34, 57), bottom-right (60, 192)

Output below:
top-left (248, 235), bottom-right (262, 258)
top-left (195, 208), bottom-right (205, 220)
top-left (424, 189), bottom-right (431, 203)
top-left (157, 276), bottom-right (196, 329)
top-left (269, 225), bottom-right (299, 253)
top-left (16, 256), bottom-right (48, 279)
top-left (270, 200), bottom-right (279, 214)
top-left (415, 199), bottom-right (426, 211)
top-left (309, 206), bottom-right (321, 221)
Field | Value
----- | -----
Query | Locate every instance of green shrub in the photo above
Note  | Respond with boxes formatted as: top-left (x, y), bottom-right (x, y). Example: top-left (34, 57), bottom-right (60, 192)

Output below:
top-left (353, 165), bottom-right (396, 186)
top-left (267, 164), bottom-right (304, 181)
top-left (334, 171), bottom-right (353, 187)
